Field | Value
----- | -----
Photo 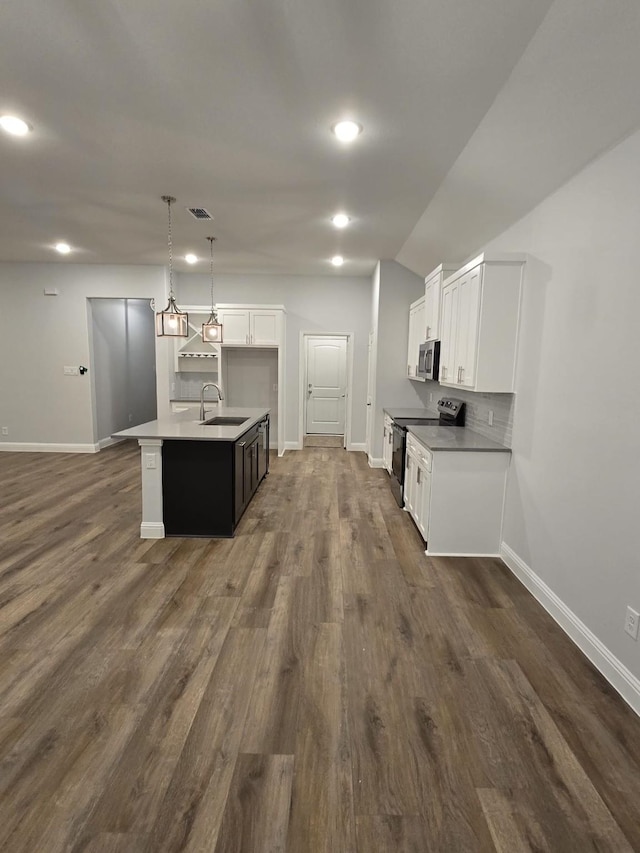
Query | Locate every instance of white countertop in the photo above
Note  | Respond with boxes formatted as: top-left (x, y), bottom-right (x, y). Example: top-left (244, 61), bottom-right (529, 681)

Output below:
top-left (407, 424), bottom-right (511, 453)
top-left (112, 406), bottom-right (270, 442)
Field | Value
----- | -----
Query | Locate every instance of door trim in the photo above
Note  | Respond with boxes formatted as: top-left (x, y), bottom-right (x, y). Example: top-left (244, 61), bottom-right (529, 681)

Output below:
top-left (298, 332), bottom-right (353, 450)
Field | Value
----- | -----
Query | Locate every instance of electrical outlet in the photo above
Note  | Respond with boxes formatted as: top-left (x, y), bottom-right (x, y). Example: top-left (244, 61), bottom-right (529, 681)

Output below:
top-left (624, 606), bottom-right (639, 640)
top-left (429, 392), bottom-right (433, 402)
top-left (63, 366), bottom-right (79, 376)
top-left (145, 454), bottom-right (157, 470)
top-left (488, 410), bottom-right (494, 426)
top-left (129, 413), bottom-right (133, 422)
top-left (1, 427), bottom-right (8, 436)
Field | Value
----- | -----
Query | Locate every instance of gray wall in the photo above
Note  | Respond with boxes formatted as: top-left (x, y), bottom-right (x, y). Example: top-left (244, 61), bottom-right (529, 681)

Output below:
top-left (176, 273), bottom-right (371, 445)
top-left (369, 260), bottom-right (432, 460)
top-left (89, 298), bottom-right (157, 443)
top-left (443, 124), bottom-right (640, 685)
top-left (0, 263), bottom-right (170, 448)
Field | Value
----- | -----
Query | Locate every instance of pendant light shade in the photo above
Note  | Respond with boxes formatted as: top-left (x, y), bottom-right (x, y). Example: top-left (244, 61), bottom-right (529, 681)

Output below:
top-left (156, 195), bottom-right (188, 337)
top-left (202, 236), bottom-right (223, 343)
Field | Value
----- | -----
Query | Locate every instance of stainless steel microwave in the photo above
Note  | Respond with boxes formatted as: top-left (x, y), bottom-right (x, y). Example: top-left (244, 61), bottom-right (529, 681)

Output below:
top-left (418, 340), bottom-right (440, 381)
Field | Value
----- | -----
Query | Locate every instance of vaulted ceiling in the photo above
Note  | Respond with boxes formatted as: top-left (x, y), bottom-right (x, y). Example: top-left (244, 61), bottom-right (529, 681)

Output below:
top-left (1, 0), bottom-right (639, 276)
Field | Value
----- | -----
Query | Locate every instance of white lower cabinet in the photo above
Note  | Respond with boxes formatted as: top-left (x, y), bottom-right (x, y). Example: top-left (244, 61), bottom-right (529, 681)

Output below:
top-left (404, 436), bottom-right (432, 541)
top-left (404, 433), bottom-right (509, 556)
top-left (383, 415), bottom-right (393, 473)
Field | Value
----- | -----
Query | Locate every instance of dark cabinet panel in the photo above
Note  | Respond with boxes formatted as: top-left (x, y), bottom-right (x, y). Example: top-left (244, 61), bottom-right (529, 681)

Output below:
top-left (162, 417), bottom-right (271, 538)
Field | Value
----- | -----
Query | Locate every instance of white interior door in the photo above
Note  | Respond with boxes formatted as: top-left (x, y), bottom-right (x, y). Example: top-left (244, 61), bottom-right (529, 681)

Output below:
top-left (305, 336), bottom-right (347, 434)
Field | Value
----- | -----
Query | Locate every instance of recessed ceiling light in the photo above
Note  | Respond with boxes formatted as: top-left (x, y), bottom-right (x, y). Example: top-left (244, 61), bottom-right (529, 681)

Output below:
top-left (331, 213), bottom-right (351, 229)
top-left (332, 120), bottom-right (362, 142)
top-left (55, 242), bottom-right (71, 254)
top-left (0, 115), bottom-right (31, 136)
top-left (331, 255), bottom-right (345, 267)
top-left (185, 253), bottom-right (198, 264)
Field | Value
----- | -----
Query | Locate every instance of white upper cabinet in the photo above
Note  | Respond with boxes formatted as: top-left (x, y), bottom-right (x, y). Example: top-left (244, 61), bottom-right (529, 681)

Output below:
top-left (423, 263), bottom-right (459, 342)
top-left (216, 306), bottom-right (283, 346)
top-left (439, 254), bottom-right (525, 393)
top-left (407, 296), bottom-right (426, 380)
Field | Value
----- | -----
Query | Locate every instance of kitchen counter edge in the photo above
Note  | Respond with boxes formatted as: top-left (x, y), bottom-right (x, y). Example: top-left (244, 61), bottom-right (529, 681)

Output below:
top-left (112, 407), bottom-right (270, 442)
top-left (407, 424), bottom-right (511, 453)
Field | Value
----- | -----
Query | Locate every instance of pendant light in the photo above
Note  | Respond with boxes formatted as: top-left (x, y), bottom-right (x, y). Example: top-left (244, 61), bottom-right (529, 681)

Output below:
top-left (156, 195), bottom-right (189, 337)
top-left (202, 235), bottom-right (223, 343)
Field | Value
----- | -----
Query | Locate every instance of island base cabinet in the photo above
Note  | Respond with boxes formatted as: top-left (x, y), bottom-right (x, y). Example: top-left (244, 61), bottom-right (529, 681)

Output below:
top-left (163, 418), bottom-right (269, 538)
top-left (163, 441), bottom-right (235, 537)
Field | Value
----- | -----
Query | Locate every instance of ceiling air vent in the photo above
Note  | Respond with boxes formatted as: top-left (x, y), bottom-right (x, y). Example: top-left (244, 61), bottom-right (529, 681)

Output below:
top-left (187, 207), bottom-right (213, 220)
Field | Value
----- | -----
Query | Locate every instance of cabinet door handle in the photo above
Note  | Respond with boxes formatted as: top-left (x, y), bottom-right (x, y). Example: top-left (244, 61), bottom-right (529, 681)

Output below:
top-left (441, 366), bottom-right (446, 380)
top-left (426, 325), bottom-right (430, 338)
top-left (238, 441), bottom-right (246, 447)
top-left (417, 468), bottom-right (421, 484)
top-left (460, 367), bottom-right (464, 382)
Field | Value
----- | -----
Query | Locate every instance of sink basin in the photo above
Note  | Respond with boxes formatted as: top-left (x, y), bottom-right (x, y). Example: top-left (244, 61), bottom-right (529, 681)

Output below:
top-left (202, 416), bottom-right (249, 426)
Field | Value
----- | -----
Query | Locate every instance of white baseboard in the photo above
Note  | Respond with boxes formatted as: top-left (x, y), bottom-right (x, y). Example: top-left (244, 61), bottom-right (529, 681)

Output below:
top-left (98, 436), bottom-right (125, 450)
top-left (368, 455), bottom-right (385, 468)
top-left (347, 442), bottom-right (367, 452)
top-left (500, 543), bottom-right (640, 717)
top-left (140, 522), bottom-right (165, 539)
top-left (284, 441), bottom-right (302, 452)
top-left (427, 551), bottom-right (501, 558)
top-left (0, 442), bottom-right (99, 453)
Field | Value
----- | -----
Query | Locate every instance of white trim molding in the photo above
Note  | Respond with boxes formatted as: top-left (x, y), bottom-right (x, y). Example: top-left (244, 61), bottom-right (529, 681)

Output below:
top-left (98, 436), bottom-right (126, 450)
top-left (0, 442), bottom-right (99, 453)
top-left (347, 442), bottom-right (367, 453)
top-left (140, 522), bottom-right (165, 539)
top-left (500, 543), bottom-right (640, 717)
top-left (368, 455), bottom-right (385, 468)
top-left (284, 441), bottom-right (302, 452)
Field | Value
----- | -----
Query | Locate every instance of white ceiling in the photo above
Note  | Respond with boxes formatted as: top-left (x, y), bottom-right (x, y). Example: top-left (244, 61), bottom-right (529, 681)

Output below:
top-left (0, 0), bottom-right (637, 276)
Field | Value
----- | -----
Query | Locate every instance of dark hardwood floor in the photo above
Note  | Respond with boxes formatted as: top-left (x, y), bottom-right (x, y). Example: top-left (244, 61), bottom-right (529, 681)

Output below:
top-left (1, 443), bottom-right (639, 852)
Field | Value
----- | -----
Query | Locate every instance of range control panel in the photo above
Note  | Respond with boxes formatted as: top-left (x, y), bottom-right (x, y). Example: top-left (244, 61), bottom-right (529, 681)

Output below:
top-left (437, 397), bottom-right (464, 416)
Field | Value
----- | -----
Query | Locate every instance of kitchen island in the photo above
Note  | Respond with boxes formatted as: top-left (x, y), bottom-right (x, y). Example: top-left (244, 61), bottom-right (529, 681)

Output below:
top-left (113, 407), bottom-right (270, 538)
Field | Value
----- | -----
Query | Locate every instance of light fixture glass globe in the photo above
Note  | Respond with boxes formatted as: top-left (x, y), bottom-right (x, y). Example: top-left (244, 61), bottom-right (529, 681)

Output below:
top-left (332, 120), bottom-right (362, 142)
top-left (331, 213), bottom-right (351, 228)
top-left (0, 115), bottom-right (31, 136)
top-left (185, 253), bottom-right (198, 264)
top-left (55, 242), bottom-right (71, 254)
top-left (331, 255), bottom-right (345, 267)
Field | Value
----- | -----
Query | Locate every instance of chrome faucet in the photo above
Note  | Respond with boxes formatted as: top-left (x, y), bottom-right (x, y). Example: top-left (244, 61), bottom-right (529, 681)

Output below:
top-left (200, 382), bottom-right (224, 420)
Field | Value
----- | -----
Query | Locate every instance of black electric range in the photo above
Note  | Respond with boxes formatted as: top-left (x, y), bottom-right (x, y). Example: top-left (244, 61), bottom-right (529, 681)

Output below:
top-left (389, 397), bottom-right (465, 507)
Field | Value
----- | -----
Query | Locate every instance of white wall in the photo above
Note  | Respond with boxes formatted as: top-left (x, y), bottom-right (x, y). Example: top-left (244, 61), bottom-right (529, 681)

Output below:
top-left (223, 348), bottom-right (278, 448)
top-left (176, 273), bottom-right (371, 445)
top-left (0, 263), bottom-right (169, 448)
top-left (482, 126), bottom-right (640, 684)
top-left (369, 260), bottom-right (432, 460)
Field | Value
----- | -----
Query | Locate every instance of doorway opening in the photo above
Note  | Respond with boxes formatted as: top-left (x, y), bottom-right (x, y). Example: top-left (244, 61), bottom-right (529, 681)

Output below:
top-left (298, 333), bottom-right (352, 449)
top-left (88, 298), bottom-right (157, 449)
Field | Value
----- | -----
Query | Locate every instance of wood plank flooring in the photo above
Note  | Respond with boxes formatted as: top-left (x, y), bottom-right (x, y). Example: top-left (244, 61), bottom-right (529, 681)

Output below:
top-left (1, 443), bottom-right (639, 852)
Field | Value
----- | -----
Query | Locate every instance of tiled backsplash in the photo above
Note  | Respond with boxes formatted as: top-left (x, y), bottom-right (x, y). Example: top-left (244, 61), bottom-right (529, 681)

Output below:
top-left (418, 381), bottom-right (515, 446)
top-left (173, 372), bottom-right (221, 400)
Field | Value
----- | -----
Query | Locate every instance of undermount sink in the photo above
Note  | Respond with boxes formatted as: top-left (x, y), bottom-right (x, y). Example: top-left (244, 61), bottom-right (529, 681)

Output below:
top-left (201, 416), bottom-right (249, 426)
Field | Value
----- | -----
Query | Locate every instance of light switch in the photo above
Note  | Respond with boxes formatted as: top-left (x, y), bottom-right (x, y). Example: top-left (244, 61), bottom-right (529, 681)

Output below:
top-left (63, 366), bottom-right (79, 376)
top-left (145, 454), bottom-right (157, 470)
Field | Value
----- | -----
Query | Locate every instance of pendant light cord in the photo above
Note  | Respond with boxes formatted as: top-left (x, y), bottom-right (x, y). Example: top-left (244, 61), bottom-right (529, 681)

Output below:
top-left (161, 195), bottom-right (176, 300)
top-left (207, 236), bottom-right (217, 318)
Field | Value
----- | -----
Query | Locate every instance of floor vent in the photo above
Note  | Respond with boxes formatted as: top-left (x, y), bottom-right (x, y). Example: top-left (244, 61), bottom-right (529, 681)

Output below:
top-left (187, 207), bottom-right (213, 220)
